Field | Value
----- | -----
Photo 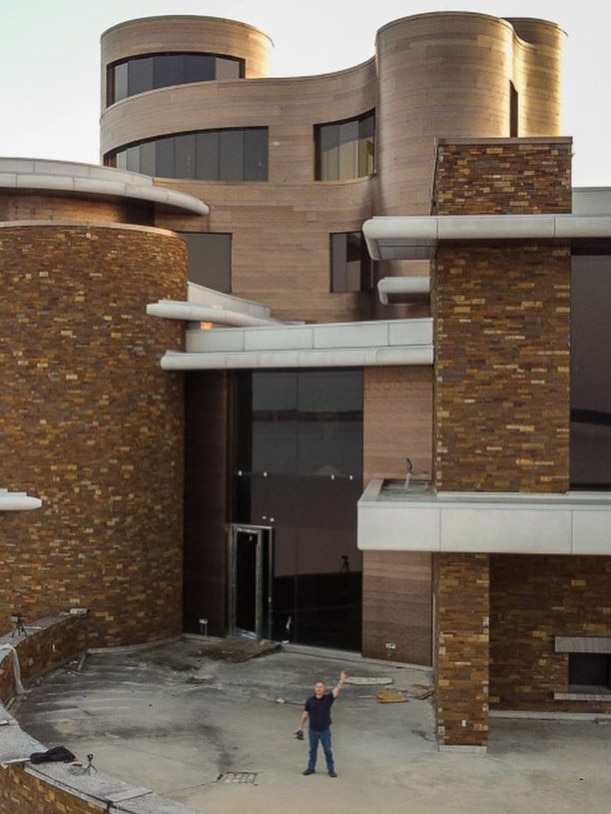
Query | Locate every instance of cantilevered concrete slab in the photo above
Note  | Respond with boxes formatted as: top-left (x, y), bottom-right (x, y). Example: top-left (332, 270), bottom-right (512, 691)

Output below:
top-left (157, 318), bottom-right (433, 370)
top-left (363, 213), bottom-right (611, 260)
top-left (0, 158), bottom-right (208, 216)
top-left (358, 479), bottom-right (611, 556)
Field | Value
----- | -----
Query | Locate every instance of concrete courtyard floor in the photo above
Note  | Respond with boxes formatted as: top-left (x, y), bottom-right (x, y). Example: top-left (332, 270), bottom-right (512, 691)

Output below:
top-left (13, 636), bottom-right (611, 814)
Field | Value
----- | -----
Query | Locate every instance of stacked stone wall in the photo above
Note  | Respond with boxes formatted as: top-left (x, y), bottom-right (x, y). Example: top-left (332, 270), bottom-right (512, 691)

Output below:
top-left (490, 554), bottom-right (611, 712)
top-left (0, 224), bottom-right (186, 647)
top-left (433, 140), bottom-right (572, 493)
top-left (434, 553), bottom-right (490, 749)
top-left (432, 140), bottom-right (572, 746)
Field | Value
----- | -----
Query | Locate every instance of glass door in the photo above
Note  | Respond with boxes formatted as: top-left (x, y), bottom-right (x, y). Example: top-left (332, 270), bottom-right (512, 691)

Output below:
top-left (229, 524), bottom-right (272, 639)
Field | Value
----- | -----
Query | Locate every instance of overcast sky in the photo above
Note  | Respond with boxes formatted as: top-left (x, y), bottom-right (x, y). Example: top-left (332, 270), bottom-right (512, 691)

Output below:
top-left (0, 0), bottom-right (608, 187)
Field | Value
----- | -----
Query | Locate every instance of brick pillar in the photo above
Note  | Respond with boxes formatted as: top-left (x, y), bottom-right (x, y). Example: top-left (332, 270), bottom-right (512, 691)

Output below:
top-left (435, 552), bottom-right (489, 750)
top-left (430, 139), bottom-right (572, 747)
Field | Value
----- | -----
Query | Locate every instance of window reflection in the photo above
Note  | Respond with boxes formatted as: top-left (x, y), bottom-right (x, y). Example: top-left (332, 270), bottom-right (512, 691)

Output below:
top-left (232, 370), bottom-right (363, 650)
top-left (315, 111), bottom-right (375, 180)
top-left (107, 128), bottom-right (268, 181)
top-left (107, 53), bottom-right (243, 105)
top-left (330, 232), bottom-right (374, 292)
top-left (571, 255), bottom-right (611, 487)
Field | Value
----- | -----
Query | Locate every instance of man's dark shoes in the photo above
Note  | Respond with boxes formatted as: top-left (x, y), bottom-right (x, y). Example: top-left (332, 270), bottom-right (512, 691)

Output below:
top-left (303, 768), bottom-right (315, 775)
top-left (328, 771), bottom-right (337, 778)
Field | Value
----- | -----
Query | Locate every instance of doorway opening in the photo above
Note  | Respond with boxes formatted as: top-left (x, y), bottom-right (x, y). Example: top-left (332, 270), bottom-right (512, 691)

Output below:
top-left (229, 524), bottom-right (273, 640)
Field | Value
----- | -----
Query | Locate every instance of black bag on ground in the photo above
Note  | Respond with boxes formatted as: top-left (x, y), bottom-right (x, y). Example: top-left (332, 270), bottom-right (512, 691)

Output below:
top-left (30, 745), bottom-right (77, 764)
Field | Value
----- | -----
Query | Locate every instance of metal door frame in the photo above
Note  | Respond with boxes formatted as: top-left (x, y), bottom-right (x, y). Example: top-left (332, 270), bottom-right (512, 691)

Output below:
top-left (229, 524), bottom-right (273, 640)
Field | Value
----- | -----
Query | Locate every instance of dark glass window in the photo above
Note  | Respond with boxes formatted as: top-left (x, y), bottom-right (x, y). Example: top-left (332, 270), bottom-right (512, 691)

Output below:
top-left (107, 53), bottom-right (243, 105)
top-left (244, 128), bottom-right (269, 181)
top-left (105, 128), bottom-right (268, 181)
top-left (232, 370), bottom-right (363, 650)
top-left (180, 232), bottom-right (232, 292)
top-left (330, 232), bottom-right (374, 293)
top-left (129, 56), bottom-right (153, 97)
top-left (569, 653), bottom-right (611, 690)
top-left (571, 256), bottom-right (611, 488)
top-left (219, 129), bottom-right (244, 182)
top-left (156, 137), bottom-right (175, 178)
top-left (113, 62), bottom-right (128, 102)
top-left (510, 82), bottom-right (519, 137)
top-left (315, 111), bottom-right (375, 180)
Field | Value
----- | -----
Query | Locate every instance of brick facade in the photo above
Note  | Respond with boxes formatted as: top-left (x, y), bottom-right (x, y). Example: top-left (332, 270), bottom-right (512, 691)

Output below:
top-left (0, 767), bottom-right (104, 814)
top-left (433, 140), bottom-right (572, 493)
top-left (0, 224), bottom-right (186, 647)
top-left (432, 140), bottom-right (573, 745)
top-left (0, 615), bottom-right (88, 705)
top-left (434, 553), bottom-right (490, 749)
top-left (490, 555), bottom-right (611, 711)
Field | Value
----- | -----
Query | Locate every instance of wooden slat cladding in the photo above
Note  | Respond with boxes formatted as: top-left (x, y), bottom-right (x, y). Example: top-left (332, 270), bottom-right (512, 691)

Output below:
top-left (362, 550), bottom-right (432, 664)
top-left (362, 367), bottom-right (434, 664)
top-left (364, 366), bottom-right (433, 481)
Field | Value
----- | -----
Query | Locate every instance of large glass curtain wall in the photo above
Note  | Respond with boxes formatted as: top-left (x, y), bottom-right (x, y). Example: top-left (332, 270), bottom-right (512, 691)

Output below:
top-left (232, 370), bottom-right (363, 650)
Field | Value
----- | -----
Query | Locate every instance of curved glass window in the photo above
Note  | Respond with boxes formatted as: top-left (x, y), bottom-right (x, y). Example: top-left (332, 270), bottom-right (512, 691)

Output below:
top-left (315, 111), bottom-right (375, 180)
top-left (107, 53), bottom-right (244, 105)
top-left (106, 128), bottom-right (268, 181)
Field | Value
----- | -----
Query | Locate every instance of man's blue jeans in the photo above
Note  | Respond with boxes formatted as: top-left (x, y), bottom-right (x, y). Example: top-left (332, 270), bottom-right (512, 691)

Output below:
top-left (307, 727), bottom-right (334, 772)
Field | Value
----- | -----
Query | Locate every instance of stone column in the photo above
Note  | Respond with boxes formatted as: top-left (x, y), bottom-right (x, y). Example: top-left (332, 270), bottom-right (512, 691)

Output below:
top-left (435, 552), bottom-right (489, 750)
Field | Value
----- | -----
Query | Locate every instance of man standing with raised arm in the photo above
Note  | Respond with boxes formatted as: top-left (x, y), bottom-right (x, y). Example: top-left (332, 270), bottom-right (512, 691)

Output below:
top-left (295, 669), bottom-right (347, 778)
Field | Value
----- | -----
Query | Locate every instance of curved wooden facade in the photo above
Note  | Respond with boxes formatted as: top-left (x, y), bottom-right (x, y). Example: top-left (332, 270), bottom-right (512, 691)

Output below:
top-left (100, 12), bottom-right (564, 322)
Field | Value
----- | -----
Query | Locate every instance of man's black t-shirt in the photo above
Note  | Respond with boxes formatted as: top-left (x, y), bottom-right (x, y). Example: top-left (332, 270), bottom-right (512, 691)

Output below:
top-left (305, 692), bottom-right (335, 732)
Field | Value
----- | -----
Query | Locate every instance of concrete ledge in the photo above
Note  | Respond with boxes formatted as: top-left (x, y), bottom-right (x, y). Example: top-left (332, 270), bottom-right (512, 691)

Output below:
top-left (161, 346), bottom-right (433, 370)
top-left (364, 213), bottom-right (611, 260)
top-left (0, 157), bottom-right (208, 216)
top-left (26, 762), bottom-right (197, 813)
top-left (0, 488), bottom-right (41, 511)
top-left (358, 479), bottom-right (611, 554)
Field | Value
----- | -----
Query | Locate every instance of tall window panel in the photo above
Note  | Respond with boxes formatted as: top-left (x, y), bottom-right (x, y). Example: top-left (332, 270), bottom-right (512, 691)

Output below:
top-left (330, 232), bottom-right (374, 293)
top-left (231, 370), bottom-right (363, 650)
top-left (106, 128), bottom-right (268, 181)
top-left (571, 255), bottom-right (611, 488)
top-left (107, 53), bottom-right (243, 105)
top-left (180, 233), bottom-right (232, 292)
top-left (315, 111), bottom-right (375, 180)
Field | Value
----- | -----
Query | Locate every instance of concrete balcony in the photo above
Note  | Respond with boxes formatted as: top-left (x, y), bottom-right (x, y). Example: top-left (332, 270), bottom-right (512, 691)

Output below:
top-left (358, 479), bottom-right (611, 556)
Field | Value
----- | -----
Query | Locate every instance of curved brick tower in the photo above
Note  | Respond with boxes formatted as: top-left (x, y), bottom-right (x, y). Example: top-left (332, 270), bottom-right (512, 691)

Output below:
top-left (0, 160), bottom-right (206, 646)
